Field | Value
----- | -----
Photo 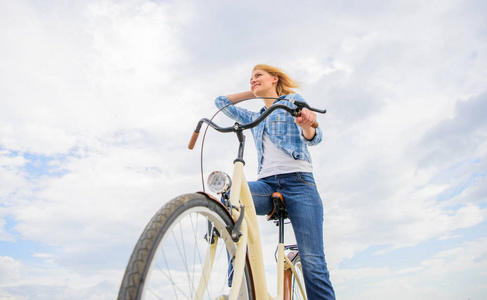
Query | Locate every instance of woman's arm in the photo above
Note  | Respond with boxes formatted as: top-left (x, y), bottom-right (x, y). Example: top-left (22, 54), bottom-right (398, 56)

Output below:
top-left (225, 91), bottom-right (255, 102)
top-left (215, 94), bottom-right (256, 125)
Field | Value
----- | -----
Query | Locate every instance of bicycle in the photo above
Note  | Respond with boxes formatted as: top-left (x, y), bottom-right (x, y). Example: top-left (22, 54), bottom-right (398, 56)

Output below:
top-left (118, 97), bottom-right (326, 300)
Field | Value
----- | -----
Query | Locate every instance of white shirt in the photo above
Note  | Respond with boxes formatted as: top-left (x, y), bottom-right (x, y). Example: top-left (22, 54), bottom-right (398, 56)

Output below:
top-left (257, 133), bottom-right (313, 179)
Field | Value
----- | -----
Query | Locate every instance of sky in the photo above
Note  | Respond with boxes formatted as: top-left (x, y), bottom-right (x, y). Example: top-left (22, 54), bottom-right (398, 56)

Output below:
top-left (1, 0), bottom-right (486, 299)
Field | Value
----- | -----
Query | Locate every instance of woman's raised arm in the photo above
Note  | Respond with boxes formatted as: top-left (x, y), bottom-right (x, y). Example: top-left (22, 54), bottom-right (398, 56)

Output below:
top-left (225, 91), bottom-right (255, 102)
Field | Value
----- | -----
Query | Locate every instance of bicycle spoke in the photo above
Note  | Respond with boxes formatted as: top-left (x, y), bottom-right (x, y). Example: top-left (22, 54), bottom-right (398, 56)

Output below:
top-left (146, 289), bottom-right (163, 300)
top-left (177, 218), bottom-right (192, 293)
top-left (167, 223), bottom-right (190, 298)
top-left (158, 246), bottom-right (188, 299)
top-left (171, 222), bottom-right (192, 295)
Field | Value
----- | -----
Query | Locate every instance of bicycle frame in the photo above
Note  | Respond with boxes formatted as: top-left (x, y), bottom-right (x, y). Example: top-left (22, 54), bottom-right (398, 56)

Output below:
top-left (228, 160), bottom-right (270, 299)
top-left (214, 160), bottom-right (307, 300)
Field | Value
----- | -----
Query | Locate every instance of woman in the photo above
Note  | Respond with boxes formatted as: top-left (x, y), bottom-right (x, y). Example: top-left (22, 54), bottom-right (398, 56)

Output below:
top-left (215, 64), bottom-right (335, 299)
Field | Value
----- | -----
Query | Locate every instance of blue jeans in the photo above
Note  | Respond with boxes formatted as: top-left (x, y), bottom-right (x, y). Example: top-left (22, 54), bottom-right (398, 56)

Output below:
top-left (249, 172), bottom-right (335, 300)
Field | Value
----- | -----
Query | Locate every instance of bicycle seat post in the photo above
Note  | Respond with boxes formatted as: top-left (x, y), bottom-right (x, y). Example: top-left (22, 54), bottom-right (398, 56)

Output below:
top-left (268, 192), bottom-right (289, 299)
top-left (268, 192), bottom-right (288, 244)
top-left (278, 214), bottom-right (285, 244)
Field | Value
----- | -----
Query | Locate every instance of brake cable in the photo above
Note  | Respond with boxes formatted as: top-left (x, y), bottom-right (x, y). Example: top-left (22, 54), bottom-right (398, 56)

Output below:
top-left (198, 97), bottom-right (281, 192)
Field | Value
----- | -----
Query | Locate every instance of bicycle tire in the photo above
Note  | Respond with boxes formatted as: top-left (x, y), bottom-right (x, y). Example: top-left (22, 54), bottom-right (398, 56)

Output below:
top-left (290, 254), bottom-right (306, 300)
top-left (118, 193), bottom-right (254, 300)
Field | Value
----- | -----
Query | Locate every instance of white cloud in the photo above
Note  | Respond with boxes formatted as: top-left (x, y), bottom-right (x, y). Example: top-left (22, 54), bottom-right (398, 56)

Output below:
top-left (334, 239), bottom-right (487, 300)
top-left (0, 256), bottom-right (21, 283)
top-left (0, 152), bottom-right (28, 241)
top-left (0, 152), bottom-right (27, 199)
top-left (0, 0), bottom-right (198, 155)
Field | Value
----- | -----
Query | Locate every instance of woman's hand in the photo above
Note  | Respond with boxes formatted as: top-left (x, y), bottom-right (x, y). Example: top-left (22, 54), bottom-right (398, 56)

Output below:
top-left (295, 108), bottom-right (317, 140)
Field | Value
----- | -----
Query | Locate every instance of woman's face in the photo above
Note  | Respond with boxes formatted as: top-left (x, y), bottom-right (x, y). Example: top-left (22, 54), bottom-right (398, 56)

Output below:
top-left (250, 69), bottom-right (278, 97)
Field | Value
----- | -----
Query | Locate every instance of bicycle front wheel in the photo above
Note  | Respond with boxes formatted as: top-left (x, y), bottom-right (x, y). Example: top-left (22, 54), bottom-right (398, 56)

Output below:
top-left (118, 193), bottom-right (254, 300)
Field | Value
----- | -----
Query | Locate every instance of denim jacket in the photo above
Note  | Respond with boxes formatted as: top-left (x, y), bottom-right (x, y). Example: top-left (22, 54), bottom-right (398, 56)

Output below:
top-left (215, 93), bottom-right (323, 173)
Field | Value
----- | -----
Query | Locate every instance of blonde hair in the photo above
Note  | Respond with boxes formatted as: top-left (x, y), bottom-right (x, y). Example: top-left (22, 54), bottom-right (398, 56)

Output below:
top-left (252, 64), bottom-right (299, 96)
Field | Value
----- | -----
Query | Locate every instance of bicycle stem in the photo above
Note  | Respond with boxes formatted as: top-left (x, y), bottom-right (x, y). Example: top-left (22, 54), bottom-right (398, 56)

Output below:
top-left (234, 123), bottom-right (246, 165)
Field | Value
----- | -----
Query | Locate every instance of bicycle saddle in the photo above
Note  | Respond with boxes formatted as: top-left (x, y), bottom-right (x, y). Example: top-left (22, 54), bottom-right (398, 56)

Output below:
top-left (267, 192), bottom-right (289, 221)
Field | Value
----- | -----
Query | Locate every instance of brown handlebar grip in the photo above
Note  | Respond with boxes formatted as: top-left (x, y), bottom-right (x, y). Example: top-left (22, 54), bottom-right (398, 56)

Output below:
top-left (188, 131), bottom-right (200, 150)
top-left (295, 112), bottom-right (319, 129)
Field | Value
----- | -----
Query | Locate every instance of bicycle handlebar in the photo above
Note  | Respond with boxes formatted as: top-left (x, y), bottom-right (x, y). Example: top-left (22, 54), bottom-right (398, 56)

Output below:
top-left (188, 100), bottom-right (326, 150)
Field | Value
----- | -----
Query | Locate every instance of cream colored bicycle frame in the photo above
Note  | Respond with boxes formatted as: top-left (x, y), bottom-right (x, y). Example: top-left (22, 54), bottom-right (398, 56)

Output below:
top-left (223, 160), bottom-right (307, 300)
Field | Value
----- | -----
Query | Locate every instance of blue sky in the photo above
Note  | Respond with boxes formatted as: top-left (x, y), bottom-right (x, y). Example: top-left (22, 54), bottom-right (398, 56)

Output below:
top-left (1, 0), bottom-right (486, 299)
